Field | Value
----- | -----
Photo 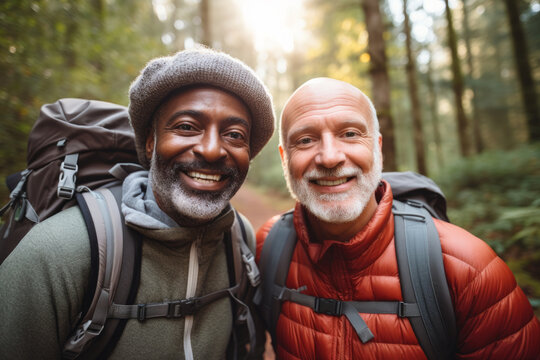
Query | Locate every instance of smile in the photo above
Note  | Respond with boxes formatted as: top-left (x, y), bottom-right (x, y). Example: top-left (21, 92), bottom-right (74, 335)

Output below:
top-left (312, 177), bottom-right (353, 186)
top-left (187, 171), bottom-right (223, 183)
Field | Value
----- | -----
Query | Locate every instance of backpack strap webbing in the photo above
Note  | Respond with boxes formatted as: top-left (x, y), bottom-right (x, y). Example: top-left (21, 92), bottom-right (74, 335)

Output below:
top-left (63, 185), bottom-right (141, 360)
top-left (108, 285), bottom-right (239, 320)
top-left (392, 199), bottom-right (456, 360)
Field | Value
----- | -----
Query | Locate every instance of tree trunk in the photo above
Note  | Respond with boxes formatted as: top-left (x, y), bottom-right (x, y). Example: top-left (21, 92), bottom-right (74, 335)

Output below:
top-left (199, 0), bottom-right (211, 47)
top-left (403, 0), bottom-right (426, 174)
top-left (426, 48), bottom-right (444, 170)
top-left (361, 0), bottom-right (397, 171)
top-left (91, 0), bottom-right (105, 73)
top-left (503, 0), bottom-right (540, 142)
top-left (444, 0), bottom-right (470, 157)
top-left (462, 0), bottom-right (483, 153)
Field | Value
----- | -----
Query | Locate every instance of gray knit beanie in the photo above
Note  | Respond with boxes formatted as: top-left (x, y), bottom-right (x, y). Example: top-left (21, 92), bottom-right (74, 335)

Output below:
top-left (128, 48), bottom-right (275, 169)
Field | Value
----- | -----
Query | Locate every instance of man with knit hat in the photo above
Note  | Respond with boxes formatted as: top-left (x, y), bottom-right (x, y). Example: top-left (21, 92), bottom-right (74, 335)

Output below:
top-left (0, 47), bottom-right (274, 359)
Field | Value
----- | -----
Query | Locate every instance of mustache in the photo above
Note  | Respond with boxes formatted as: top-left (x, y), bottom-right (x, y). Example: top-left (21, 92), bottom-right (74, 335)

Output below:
top-left (171, 159), bottom-right (239, 178)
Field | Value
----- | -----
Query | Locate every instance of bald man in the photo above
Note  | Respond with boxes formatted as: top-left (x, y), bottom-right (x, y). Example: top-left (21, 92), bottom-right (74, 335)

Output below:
top-left (255, 78), bottom-right (540, 359)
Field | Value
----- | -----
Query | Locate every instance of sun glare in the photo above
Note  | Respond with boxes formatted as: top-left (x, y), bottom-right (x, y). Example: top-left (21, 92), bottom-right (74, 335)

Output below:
top-left (237, 0), bottom-right (306, 54)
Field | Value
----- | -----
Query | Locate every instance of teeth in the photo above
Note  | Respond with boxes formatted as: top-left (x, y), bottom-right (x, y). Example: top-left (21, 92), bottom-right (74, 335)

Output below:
top-left (316, 178), bottom-right (348, 186)
top-left (187, 171), bottom-right (222, 182)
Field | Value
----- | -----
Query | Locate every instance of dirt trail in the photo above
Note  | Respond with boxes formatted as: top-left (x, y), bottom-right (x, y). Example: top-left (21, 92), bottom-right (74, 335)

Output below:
top-left (231, 183), bottom-right (295, 231)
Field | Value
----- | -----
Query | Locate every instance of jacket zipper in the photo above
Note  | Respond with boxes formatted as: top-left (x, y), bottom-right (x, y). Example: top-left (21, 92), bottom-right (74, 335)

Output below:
top-left (183, 237), bottom-right (201, 360)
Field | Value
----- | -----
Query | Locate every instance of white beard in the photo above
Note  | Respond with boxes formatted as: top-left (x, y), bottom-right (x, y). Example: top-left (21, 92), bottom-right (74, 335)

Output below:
top-left (150, 150), bottom-right (241, 223)
top-left (284, 147), bottom-right (382, 223)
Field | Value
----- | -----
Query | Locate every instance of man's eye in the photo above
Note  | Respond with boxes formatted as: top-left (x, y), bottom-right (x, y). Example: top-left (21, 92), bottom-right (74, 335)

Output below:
top-left (226, 131), bottom-right (245, 140)
top-left (344, 131), bottom-right (357, 138)
top-left (178, 124), bottom-right (194, 131)
top-left (299, 138), bottom-right (312, 145)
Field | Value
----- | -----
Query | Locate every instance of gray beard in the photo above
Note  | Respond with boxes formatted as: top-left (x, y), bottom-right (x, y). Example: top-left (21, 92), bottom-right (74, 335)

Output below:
top-left (150, 150), bottom-right (245, 224)
top-left (284, 148), bottom-right (382, 223)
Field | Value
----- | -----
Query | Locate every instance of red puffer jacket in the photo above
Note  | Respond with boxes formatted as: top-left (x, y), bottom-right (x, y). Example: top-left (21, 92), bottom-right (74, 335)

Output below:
top-left (256, 181), bottom-right (540, 359)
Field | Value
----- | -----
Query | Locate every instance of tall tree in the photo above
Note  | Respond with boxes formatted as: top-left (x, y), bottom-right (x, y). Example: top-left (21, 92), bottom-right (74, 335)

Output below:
top-left (402, 0), bottom-right (426, 174)
top-left (462, 0), bottom-right (483, 153)
top-left (425, 47), bottom-right (444, 170)
top-left (361, 0), bottom-right (397, 171)
top-left (199, 0), bottom-right (211, 46)
top-left (443, 0), bottom-right (471, 156)
top-left (91, 0), bottom-right (105, 73)
top-left (503, 0), bottom-right (540, 142)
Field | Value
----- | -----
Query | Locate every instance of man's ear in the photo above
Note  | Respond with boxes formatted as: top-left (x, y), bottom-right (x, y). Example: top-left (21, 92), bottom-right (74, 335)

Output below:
top-left (279, 144), bottom-right (286, 164)
top-left (378, 134), bottom-right (384, 165)
top-left (145, 130), bottom-right (155, 162)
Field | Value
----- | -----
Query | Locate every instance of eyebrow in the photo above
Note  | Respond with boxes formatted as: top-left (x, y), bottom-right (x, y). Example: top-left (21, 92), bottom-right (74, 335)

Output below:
top-left (220, 116), bottom-right (251, 131)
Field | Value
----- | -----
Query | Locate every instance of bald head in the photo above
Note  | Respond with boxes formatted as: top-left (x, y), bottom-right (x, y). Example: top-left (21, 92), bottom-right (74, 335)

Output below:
top-left (280, 77), bottom-right (379, 147)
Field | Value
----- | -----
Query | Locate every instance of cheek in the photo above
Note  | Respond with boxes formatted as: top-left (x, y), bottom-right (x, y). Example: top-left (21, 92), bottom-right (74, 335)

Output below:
top-left (230, 147), bottom-right (251, 174)
top-left (350, 147), bottom-right (375, 169)
top-left (155, 135), bottom-right (193, 159)
top-left (286, 152), bottom-right (311, 179)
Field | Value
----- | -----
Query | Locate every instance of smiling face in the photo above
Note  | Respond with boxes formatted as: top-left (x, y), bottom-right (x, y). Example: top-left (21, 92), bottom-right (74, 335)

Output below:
top-left (146, 86), bottom-right (251, 225)
top-left (280, 78), bottom-right (382, 226)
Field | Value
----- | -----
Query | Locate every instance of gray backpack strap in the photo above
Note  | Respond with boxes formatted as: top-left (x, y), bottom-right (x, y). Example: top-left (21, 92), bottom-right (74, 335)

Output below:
top-left (254, 210), bottom-right (296, 347)
top-left (63, 187), bottom-right (124, 359)
top-left (393, 199), bottom-right (456, 360)
top-left (232, 210), bottom-right (264, 359)
top-left (63, 185), bottom-right (141, 360)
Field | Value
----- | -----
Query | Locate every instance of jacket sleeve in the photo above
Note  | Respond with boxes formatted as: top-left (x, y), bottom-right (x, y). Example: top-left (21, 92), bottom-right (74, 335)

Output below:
top-left (0, 207), bottom-right (90, 359)
top-left (436, 220), bottom-right (540, 359)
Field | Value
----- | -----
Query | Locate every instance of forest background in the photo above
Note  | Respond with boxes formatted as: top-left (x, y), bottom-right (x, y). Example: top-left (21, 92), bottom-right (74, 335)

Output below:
top-left (1, 0), bottom-right (539, 319)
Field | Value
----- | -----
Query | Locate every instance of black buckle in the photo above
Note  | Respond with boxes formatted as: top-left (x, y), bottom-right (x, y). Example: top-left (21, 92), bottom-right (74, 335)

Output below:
top-left (137, 304), bottom-right (146, 322)
top-left (314, 297), bottom-right (342, 316)
top-left (167, 298), bottom-right (200, 318)
top-left (397, 302), bottom-right (406, 317)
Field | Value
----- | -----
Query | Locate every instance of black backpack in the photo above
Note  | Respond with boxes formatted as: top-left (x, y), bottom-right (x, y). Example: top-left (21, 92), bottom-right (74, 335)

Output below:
top-left (0, 98), bottom-right (261, 359)
top-left (254, 171), bottom-right (457, 360)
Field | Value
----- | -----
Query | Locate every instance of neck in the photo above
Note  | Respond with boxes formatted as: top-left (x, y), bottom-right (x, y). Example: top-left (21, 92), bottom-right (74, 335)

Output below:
top-left (305, 194), bottom-right (378, 243)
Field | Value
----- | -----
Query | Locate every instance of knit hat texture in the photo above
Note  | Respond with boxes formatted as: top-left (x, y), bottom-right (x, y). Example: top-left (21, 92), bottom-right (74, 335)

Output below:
top-left (128, 48), bottom-right (275, 168)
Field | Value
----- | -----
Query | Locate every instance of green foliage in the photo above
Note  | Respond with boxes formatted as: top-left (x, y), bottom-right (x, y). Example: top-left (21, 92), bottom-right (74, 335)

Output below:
top-left (0, 0), bottom-right (167, 204)
top-left (435, 144), bottom-right (540, 300)
top-left (248, 133), bottom-right (289, 195)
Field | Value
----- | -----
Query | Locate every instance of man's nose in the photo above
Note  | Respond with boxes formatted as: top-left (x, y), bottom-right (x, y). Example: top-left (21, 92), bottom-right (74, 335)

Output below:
top-left (314, 134), bottom-right (346, 168)
top-left (193, 128), bottom-right (227, 162)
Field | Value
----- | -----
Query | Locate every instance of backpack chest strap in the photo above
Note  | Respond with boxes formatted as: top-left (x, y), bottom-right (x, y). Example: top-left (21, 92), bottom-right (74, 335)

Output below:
top-left (109, 284), bottom-right (239, 321)
top-left (277, 286), bottom-right (421, 343)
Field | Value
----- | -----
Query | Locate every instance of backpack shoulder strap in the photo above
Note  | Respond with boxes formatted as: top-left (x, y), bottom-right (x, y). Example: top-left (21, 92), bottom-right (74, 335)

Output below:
top-left (254, 210), bottom-right (296, 348)
top-left (63, 185), bottom-right (141, 360)
top-left (226, 210), bottom-right (262, 359)
top-left (393, 199), bottom-right (456, 360)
